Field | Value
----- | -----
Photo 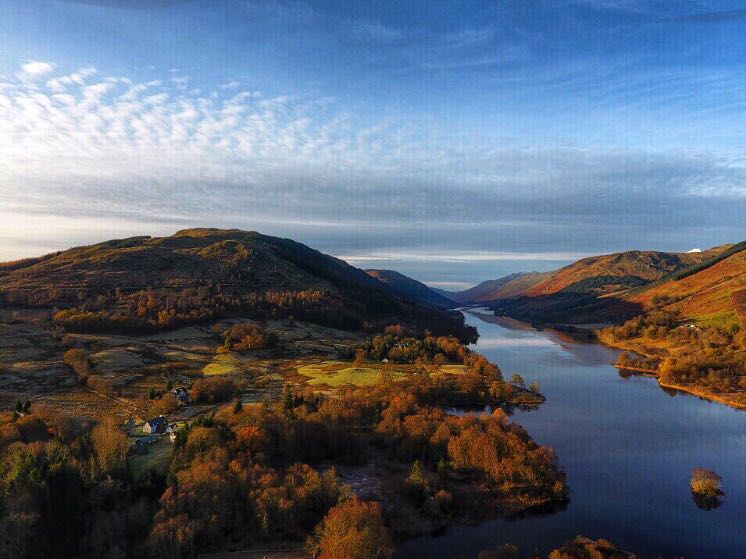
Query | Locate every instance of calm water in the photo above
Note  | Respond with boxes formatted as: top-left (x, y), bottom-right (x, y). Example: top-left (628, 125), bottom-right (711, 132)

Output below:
top-left (396, 309), bottom-right (746, 559)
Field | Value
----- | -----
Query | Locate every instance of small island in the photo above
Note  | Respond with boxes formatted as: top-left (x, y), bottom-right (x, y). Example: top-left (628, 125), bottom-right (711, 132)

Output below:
top-left (691, 468), bottom-right (725, 510)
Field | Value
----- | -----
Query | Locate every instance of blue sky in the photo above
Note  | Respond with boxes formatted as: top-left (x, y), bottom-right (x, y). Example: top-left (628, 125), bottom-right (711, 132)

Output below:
top-left (1, 1), bottom-right (746, 288)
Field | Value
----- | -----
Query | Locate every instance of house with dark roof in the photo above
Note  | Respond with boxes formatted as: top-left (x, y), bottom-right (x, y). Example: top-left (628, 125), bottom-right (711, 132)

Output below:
top-left (142, 416), bottom-right (167, 434)
top-left (171, 387), bottom-right (189, 405)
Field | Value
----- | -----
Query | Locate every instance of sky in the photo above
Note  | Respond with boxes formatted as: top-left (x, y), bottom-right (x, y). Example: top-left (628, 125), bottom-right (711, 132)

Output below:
top-left (1, 0), bottom-right (746, 289)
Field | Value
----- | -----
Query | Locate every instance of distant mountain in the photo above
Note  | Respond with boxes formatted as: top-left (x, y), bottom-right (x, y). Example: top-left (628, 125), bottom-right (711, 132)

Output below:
top-left (365, 269), bottom-right (456, 309)
top-left (430, 287), bottom-right (457, 301)
top-left (448, 272), bottom-right (548, 303)
top-left (485, 245), bottom-right (739, 325)
top-left (0, 229), bottom-right (474, 338)
top-left (523, 249), bottom-right (723, 298)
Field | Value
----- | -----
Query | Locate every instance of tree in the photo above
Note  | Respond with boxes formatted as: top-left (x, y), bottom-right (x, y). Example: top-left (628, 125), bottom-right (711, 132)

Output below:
top-left (408, 460), bottom-right (428, 490)
top-left (354, 348), bottom-right (366, 368)
top-left (91, 416), bottom-right (128, 477)
top-left (63, 348), bottom-right (91, 381)
top-left (232, 398), bottom-right (243, 414)
top-left (690, 468), bottom-right (723, 497)
top-left (150, 393), bottom-right (180, 416)
top-left (511, 374), bottom-right (525, 388)
top-left (282, 383), bottom-right (294, 412)
top-left (308, 497), bottom-right (394, 559)
top-left (436, 457), bottom-right (449, 488)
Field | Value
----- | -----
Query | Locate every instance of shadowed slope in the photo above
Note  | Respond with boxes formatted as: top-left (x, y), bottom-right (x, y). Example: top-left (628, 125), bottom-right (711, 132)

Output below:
top-left (0, 229), bottom-right (474, 338)
top-left (365, 269), bottom-right (456, 309)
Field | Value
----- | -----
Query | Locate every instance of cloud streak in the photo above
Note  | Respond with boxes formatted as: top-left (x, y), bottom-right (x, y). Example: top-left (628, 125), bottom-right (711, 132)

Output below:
top-left (0, 61), bottom-right (745, 276)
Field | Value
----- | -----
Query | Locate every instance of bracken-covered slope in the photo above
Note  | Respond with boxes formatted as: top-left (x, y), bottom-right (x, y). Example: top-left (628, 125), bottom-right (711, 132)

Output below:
top-left (484, 246), bottom-right (733, 324)
top-left (0, 229), bottom-right (474, 338)
top-left (450, 249), bottom-right (722, 306)
top-left (524, 249), bottom-right (723, 297)
top-left (365, 269), bottom-right (456, 309)
top-left (626, 245), bottom-right (746, 329)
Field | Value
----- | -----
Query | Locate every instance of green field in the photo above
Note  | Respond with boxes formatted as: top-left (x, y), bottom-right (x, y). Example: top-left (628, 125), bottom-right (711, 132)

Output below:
top-left (202, 352), bottom-right (243, 375)
top-left (128, 438), bottom-right (172, 478)
top-left (296, 360), bottom-right (467, 387)
top-left (296, 361), bottom-right (403, 387)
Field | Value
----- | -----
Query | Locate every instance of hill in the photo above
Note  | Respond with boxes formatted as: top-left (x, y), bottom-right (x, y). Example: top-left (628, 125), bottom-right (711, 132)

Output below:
top-left (482, 247), bottom-right (731, 324)
top-left (430, 287), bottom-right (457, 301)
top-left (365, 269), bottom-right (456, 309)
top-left (449, 272), bottom-right (548, 303)
top-left (524, 249), bottom-right (722, 298)
top-left (450, 249), bottom-right (721, 307)
top-left (625, 244), bottom-right (746, 329)
top-left (0, 229), bottom-right (474, 338)
top-left (598, 244), bottom-right (746, 408)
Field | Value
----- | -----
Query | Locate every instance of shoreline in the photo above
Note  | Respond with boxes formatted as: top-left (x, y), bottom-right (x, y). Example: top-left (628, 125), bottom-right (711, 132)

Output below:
top-left (483, 311), bottom-right (746, 413)
top-left (600, 337), bottom-right (746, 411)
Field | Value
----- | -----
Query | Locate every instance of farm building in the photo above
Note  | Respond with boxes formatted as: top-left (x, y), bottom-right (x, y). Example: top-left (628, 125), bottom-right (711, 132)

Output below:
top-left (143, 416), bottom-right (167, 434)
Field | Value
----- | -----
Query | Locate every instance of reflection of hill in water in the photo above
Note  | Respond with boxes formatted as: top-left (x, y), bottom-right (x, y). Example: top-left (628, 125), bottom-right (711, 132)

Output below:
top-left (465, 309), bottom-right (620, 368)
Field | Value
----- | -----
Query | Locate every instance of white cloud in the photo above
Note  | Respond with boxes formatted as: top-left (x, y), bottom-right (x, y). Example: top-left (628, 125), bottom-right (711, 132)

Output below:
top-left (1, 61), bottom-right (745, 262)
top-left (46, 66), bottom-right (97, 91)
top-left (19, 60), bottom-right (56, 79)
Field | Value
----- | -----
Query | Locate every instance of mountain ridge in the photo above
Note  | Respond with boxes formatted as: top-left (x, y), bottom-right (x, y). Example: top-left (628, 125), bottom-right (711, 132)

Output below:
top-left (0, 228), bottom-right (475, 339)
top-left (365, 269), bottom-right (456, 309)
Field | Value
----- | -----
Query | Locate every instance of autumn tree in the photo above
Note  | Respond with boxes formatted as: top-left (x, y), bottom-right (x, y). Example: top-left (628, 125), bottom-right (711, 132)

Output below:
top-left (307, 496), bottom-right (394, 559)
top-left (354, 348), bottom-right (366, 368)
top-left (63, 348), bottom-right (91, 382)
top-left (91, 416), bottom-right (128, 477)
top-left (690, 468), bottom-right (723, 497)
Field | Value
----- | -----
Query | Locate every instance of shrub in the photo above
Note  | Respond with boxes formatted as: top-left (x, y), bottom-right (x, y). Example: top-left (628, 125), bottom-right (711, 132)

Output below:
top-left (690, 468), bottom-right (723, 497)
top-left (191, 377), bottom-right (236, 404)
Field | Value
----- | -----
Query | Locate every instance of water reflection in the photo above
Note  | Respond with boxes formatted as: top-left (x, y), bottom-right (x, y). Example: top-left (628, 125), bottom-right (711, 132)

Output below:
top-left (396, 310), bottom-right (746, 559)
top-left (691, 492), bottom-right (724, 511)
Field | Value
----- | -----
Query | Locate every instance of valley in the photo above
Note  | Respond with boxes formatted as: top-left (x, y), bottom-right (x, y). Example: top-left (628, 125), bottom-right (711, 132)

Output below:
top-left (0, 230), bottom-right (565, 559)
top-left (1, 229), bottom-right (745, 559)
top-left (445, 243), bottom-right (746, 410)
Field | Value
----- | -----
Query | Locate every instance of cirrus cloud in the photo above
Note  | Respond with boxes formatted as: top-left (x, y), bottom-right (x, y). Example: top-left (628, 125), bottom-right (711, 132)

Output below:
top-left (0, 60), bottom-right (745, 272)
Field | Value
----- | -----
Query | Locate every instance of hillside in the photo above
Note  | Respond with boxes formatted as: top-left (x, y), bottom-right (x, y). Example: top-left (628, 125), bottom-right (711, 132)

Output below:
top-left (430, 287), bottom-right (457, 301)
top-left (525, 249), bottom-right (722, 298)
top-left (449, 272), bottom-right (548, 303)
top-left (626, 245), bottom-right (746, 329)
top-left (0, 229), bottom-right (473, 338)
top-left (482, 247), bottom-right (732, 324)
top-left (450, 249), bottom-right (721, 307)
top-left (365, 269), bottom-right (456, 309)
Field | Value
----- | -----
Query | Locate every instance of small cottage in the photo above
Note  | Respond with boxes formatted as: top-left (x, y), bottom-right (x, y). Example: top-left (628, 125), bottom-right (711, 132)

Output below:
top-left (142, 416), bottom-right (167, 434)
top-left (171, 387), bottom-right (189, 405)
top-left (165, 423), bottom-right (179, 434)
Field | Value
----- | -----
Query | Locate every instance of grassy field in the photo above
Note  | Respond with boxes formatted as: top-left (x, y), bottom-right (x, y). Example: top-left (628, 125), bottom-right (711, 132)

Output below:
top-left (297, 361), bottom-right (396, 387)
top-left (90, 348), bottom-right (143, 372)
top-left (295, 360), bottom-right (468, 387)
top-left (128, 436), bottom-right (172, 478)
top-left (202, 352), bottom-right (243, 375)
